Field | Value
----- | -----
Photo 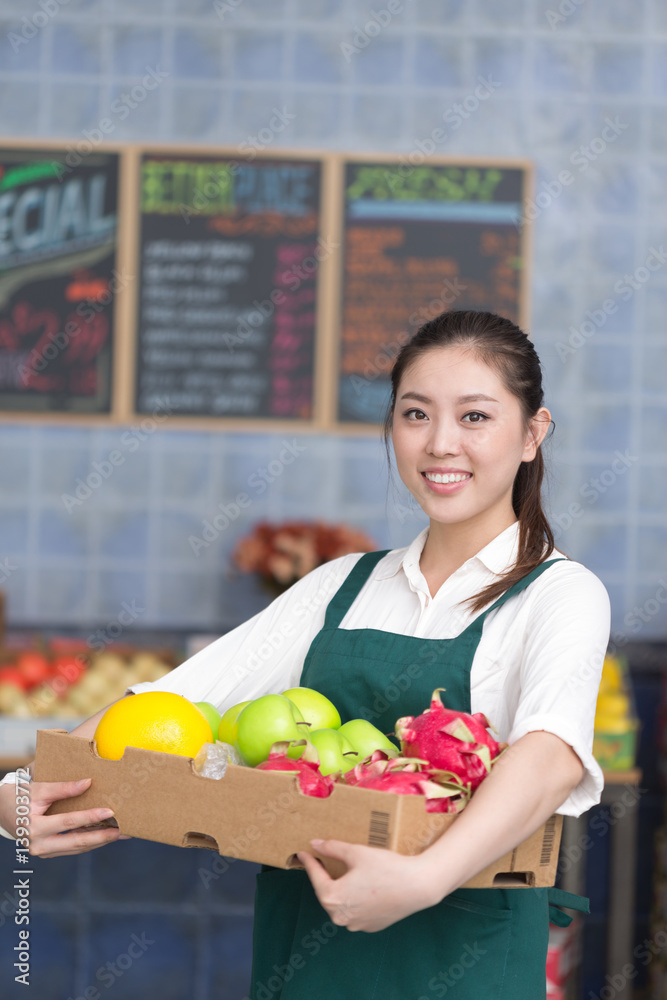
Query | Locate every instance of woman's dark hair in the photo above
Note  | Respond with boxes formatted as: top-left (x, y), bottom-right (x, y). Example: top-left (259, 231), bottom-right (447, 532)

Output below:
top-left (382, 309), bottom-right (560, 615)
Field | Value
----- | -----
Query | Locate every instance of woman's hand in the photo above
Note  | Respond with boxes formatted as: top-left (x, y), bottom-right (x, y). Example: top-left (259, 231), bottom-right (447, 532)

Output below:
top-left (296, 838), bottom-right (436, 933)
top-left (0, 777), bottom-right (130, 858)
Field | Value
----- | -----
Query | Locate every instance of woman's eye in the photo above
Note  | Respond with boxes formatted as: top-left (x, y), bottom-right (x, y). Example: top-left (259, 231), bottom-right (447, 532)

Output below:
top-left (462, 411), bottom-right (488, 423)
top-left (403, 408), bottom-right (427, 420)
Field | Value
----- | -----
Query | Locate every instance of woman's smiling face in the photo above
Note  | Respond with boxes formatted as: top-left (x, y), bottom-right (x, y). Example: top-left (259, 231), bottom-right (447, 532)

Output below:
top-left (391, 345), bottom-right (550, 531)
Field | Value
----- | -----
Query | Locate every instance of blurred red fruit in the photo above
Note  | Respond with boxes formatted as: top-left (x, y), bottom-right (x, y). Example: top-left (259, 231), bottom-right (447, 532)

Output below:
top-left (16, 652), bottom-right (52, 688)
top-left (0, 666), bottom-right (30, 690)
top-left (52, 654), bottom-right (87, 685)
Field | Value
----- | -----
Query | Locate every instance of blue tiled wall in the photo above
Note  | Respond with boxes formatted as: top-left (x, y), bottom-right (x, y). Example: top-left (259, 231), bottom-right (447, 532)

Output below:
top-left (0, 0), bottom-right (665, 641)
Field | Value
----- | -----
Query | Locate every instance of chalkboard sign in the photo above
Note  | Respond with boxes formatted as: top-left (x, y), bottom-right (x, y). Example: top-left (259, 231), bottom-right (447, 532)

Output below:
top-left (135, 152), bottom-right (322, 420)
top-left (0, 147), bottom-right (119, 413)
top-left (337, 159), bottom-right (528, 425)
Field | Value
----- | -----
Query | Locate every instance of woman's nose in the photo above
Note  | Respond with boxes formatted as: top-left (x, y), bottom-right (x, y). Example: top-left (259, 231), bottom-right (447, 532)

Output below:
top-left (426, 421), bottom-right (461, 457)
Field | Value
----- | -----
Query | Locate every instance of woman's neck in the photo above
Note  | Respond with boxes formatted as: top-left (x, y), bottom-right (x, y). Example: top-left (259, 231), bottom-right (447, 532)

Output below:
top-left (420, 515), bottom-right (519, 581)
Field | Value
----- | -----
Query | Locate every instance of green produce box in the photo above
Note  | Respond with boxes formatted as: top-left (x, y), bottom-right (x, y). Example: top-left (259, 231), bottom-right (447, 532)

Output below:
top-left (593, 722), bottom-right (639, 771)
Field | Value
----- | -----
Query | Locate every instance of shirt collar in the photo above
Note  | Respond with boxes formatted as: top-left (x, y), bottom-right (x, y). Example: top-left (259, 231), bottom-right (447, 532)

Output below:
top-left (374, 521), bottom-right (521, 581)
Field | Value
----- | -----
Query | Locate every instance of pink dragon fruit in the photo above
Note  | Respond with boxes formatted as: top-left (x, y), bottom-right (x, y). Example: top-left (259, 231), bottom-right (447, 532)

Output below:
top-left (395, 689), bottom-right (506, 792)
top-left (343, 753), bottom-right (468, 813)
top-left (255, 740), bottom-right (334, 798)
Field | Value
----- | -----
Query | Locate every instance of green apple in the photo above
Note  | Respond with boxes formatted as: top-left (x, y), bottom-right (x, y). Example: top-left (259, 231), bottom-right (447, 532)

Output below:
top-left (235, 694), bottom-right (308, 766)
top-left (194, 701), bottom-right (222, 738)
top-left (217, 699), bottom-right (252, 745)
top-left (337, 719), bottom-right (399, 761)
top-left (281, 686), bottom-right (341, 730)
top-left (308, 728), bottom-right (358, 775)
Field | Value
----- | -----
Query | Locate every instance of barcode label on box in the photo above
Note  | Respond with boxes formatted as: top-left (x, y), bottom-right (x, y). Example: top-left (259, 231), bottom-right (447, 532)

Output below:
top-left (368, 810), bottom-right (390, 847)
top-left (540, 816), bottom-right (557, 866)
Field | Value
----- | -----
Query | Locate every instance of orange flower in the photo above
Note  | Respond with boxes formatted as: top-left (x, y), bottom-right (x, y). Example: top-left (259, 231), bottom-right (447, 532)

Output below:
top-left (230, 520), bottom-right (377, 587)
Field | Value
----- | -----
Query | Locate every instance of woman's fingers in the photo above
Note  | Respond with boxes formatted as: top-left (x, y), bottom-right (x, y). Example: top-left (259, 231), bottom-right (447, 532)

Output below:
top-left (29, 777), bottom-right (93, 811)
top-left (308, 838), bottom-right (356, 867)
top-left (20, 777), bottom-right (127, 858)
top-left (29, 810), bottom-right (124, 858)
top-left (35, 804), bottom-right (116, 838)
top-left (31, 825), bottom-right (125, 859)
top-left (298, 840), bottom-right (366, 926)
top-left (299, 859), bottom-right (353, 926)
top-left (297, 849), bottom-right (332, 893)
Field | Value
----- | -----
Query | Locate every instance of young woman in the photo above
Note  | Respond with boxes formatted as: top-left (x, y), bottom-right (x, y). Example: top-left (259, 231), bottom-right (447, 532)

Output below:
top-left (0, 310), bottom-right (610, 1000)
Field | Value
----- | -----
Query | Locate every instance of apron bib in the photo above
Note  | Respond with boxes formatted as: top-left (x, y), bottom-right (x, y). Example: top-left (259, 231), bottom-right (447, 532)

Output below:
top-left (249, 551), bottom-right (588, 1000)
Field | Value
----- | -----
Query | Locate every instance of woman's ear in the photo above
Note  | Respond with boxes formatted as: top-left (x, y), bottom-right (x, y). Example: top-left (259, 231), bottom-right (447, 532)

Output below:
top-left (523, 407), bottom-right (551, 461)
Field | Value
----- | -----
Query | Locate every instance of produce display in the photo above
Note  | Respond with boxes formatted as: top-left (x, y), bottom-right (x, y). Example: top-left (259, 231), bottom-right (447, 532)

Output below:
top-left (593, 653), bottom-right (639, 771)
top-left (89, 684), bottom-right (506, 815)
top-left (0, 646), bottom-right (174, 719)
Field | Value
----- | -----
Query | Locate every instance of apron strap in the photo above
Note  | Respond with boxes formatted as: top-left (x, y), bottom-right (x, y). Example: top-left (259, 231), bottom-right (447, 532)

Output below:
top-left (547, 887), bottom-right (590, 927)
top-left (323, 550), bottom-right (392, 630)
top-left (323, 552), bottom-right (569, 634)
top-left (459, 557), bottom-right (570, 637)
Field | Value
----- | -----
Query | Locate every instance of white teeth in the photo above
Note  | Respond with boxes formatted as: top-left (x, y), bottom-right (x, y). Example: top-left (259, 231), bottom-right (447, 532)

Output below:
top-left (424, 472), bottom-right (472, 484)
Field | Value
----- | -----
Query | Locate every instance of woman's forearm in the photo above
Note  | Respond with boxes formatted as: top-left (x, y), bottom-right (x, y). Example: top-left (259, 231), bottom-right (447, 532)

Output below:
top-left (415, 730), bottom-right (585, 905)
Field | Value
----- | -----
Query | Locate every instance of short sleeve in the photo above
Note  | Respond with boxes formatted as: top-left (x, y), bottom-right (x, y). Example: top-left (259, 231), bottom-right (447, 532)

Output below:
top-left (507, 561), bottom-right (611, 817)
top-left (124, 552), bottom-right (363, 713)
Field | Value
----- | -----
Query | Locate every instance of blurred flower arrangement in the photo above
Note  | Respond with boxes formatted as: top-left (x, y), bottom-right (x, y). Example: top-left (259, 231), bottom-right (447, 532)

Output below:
top-left (231, 521), bottom-right (377, 596)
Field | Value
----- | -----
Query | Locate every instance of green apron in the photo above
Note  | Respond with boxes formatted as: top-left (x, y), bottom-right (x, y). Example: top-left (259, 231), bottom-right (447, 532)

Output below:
top-left (249, 550), bottom-right (588, 1000)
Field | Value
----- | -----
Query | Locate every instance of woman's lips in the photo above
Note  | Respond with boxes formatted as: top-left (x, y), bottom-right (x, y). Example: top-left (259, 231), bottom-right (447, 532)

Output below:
top-left (421, 472), bottom-right (472, 494)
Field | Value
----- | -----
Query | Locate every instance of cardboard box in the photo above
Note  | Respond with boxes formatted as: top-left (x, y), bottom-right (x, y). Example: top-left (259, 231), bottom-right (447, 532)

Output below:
top-left (33, 729), bottom-right (563, 886)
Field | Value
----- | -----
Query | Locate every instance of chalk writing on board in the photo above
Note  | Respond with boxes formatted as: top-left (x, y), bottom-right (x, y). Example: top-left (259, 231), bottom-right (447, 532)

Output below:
top-left (136, 156), bottom-right (321, 419)
top-left (338, 162), bottom-right (525, 424)
top-left (0, 151), bottom-right (118, 412)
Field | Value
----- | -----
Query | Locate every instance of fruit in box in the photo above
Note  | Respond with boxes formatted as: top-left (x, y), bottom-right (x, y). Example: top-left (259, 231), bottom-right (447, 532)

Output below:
top-left (337, 719), bottom-right (399, 759)
top-left (343, 753), bottom-right (467, 813)
top-left (194, 701), bottom-right (222, 734)
top-left (307, 727), bottom-right (358, 775)
top-left (218, 700), bottom-right (251, 744)
top-left (280, 686), bottom-right (342, 731)
top-left (93, 691), bottom-right (214, 760)
top-left (256, 741), bottom-right (335, 797)
top-left (395, 689), bottom-right (506, 791)
top-left (235, 694), bottom-right (309, 766)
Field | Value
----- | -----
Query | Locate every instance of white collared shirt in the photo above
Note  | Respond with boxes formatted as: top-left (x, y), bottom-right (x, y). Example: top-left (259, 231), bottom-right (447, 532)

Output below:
top-left (0, 521), bottom-right (610, 838)
top-left (130, 521), bottom-right (609, 816)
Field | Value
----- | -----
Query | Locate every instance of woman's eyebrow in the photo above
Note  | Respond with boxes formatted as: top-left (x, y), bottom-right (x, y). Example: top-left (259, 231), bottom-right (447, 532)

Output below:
top-left (399, 392), bottom-right (500, 404)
